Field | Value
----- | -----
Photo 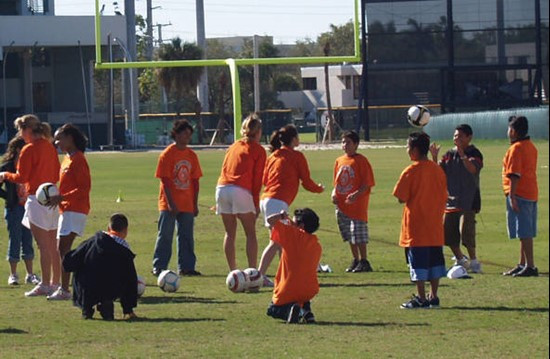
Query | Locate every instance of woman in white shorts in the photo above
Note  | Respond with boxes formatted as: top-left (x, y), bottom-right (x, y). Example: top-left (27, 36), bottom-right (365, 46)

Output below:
top-left (47, 124), bottom-right (91, 300)
top-left (0, 115), bottom-right (61, 297)
top-left (216, 115), bottom-right (266, 270)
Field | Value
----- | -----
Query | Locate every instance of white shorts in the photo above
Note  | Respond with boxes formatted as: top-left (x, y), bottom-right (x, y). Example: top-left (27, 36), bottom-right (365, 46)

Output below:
top-left (260, 197), bottom-right (289, 227)
top-left (215, 185), bottom-right (256, 215)
top-left (22, 195), bottom-right (59, 231)
top-left (57, 211), bottom-right (88, 238)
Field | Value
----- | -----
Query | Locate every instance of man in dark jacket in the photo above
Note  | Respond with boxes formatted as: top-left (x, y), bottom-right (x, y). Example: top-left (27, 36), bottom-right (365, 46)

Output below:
top-left (63, 213), bottom-right (138, 320)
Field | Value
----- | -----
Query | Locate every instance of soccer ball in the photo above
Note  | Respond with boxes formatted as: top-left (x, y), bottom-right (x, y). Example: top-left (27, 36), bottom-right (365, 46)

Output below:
top-left (136, 275), bottom-right (146, 297)
top-left (157, 270), bottom-right (180, 292)
top-left (243, 268), bottom-right (263, 293)
top-left (36, 182), bottom-right (59, 206)
top-left (226, 269), bottom-right (246, 293)
top-left (407, 105), bottom-right (431, 128)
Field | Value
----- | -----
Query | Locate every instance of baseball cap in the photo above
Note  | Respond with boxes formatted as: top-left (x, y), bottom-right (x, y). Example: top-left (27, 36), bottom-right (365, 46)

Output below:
top-left (447, 265), bottom-right (472, 279)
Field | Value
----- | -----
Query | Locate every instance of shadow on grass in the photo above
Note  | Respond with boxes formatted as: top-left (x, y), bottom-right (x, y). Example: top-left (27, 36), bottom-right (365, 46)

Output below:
top-left (139, 296), bottom-right (238, 305)
top-left (320, 282), bottom-right (449, 288)
top-left (128, 317), bottom-right (226, 323)
top-left (442, 306), bottom-right (549, 313)
top-left (0, 327), bottom-right (28, 334)
top-left (314, 321), bottom-right (430, 327)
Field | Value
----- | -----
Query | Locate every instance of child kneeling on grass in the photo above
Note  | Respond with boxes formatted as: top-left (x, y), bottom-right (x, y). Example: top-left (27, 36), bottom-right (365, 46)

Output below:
top-left (63, 213), bottom-right (138, 320)
top-left (265, 208), bottom-right (321, 324)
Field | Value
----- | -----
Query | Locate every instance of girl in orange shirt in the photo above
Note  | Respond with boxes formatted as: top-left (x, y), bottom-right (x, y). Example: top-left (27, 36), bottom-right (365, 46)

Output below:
top-left (216, 114), bottom-right (266, 270)
top-left (0, 115), bottom-right (61, 297)
top-left (47, 124), bottom-right (91, 300)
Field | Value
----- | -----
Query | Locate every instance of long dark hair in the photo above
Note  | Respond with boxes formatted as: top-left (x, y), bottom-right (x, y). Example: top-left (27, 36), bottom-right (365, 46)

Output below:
top-left (56, 123), bottom-right (88, 152)
top-left (2, 136), bottom-right (26, 163)
top-left (269, 124), bottom-right (298, 153)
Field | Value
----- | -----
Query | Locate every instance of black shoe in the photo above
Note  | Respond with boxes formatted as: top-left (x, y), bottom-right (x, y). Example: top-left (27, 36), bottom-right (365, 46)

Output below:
top-left (346, 259), bottom-right (359, 272)
top-left (301, 311), bottom-right (316, 324)
top-left (352, 259), bottom-right (373, 273)
top-left (97, 301), bottom-right (115, 321)
top-left (287, 304), bottom-right (301, 324)
top-left (82, 308), bottom-right (95, 320)
top-left (502, 265), bottom-right (524, 276)
top-left (179, 269), bottom-right (202, 276)
top-left (400, 295), bottom-right (430, 309)
top-left (152, 268), bottom-right (162, 277)
top-left (513, 266), bottom-right (538, 277)
top-left (427, 296), bottom-right (440, 309)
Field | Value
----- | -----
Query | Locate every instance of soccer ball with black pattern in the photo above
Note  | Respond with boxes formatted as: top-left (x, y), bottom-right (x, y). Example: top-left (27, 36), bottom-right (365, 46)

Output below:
top-left (36, 182), bottom-right (59, 206)
top-left (407, 105), bottom-right (431, 128)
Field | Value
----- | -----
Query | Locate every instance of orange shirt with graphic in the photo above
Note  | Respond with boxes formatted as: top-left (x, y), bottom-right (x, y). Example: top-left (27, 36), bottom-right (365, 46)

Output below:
top-left (156, 144), bottom-right (203, 212)
top-left (502, 138), bottom-right (538, 201)
top-left (59, 151), bottom-right (91, 215)
top-left (393, 160), bottom-right (447, 248)
top-left (5, 138), bottom-right (60, 195)
top-left (271, 220), bottom-right (322, 306)
top-left (261, 147), bottom-right (323, 205)
top-left (333, 153), bottom-right (375, 222)
top-left (217, 139), bottom-right (266, 207)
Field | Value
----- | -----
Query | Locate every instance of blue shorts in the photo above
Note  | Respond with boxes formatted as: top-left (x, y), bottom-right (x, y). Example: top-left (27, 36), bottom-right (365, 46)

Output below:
top-left (405, 247), bottom-right (447, 282)
top-left (506, 195), bottom-right (537, 239)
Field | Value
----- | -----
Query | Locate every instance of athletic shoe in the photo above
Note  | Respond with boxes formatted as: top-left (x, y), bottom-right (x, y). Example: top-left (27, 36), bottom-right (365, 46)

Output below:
top-left (25, 283), bottom-right (53, 297)
top-left (47, 287), bottom-right (72, 301)
top-left (151, 268), bottom-right (162, 277)
top-left (123, 312), bottom-right (138, 320)
top-left (25, 273), bottom-right (41, 285)
top-left (502, 264), bottom-right (524, 276)
top-left (513, 266), bottom-right (539, 277)
top-left (262, 276), bottom-right (274, 288)
top-left (454, 256), bottom-right (470, 270)
top-left (346, 259), bottom-right (359, 272)
top-left (469, 259), bottom-right (482, 273)
top-left (8, 273), bottom-right (19, 285)
top-left (287, 304), bottom-right (301, 324)
top-left (352, 259), bottom-right (373, 273)
top-left (179, 269), bottom-right (202, 276)
top-left (400, 295), bottom-right (430, 309)
top-left (82, 308), bottom-right (95, 320)
top-left (428, 296), bottom-right (440, 309)
top-left (301, 311), bottom-right (316, 324)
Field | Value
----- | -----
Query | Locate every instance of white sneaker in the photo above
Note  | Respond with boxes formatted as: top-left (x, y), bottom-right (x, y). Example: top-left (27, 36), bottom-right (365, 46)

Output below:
top-left (454, 256), bottom-right (470, 270)
top-left (25, 273), bottom-right (41, 285)
top-left (262, 275), bottom-right (274, 288)
top-left (8, 273), bottom-right (19, 285)
top-left (25, 283), bottom-right (53, 297)
top-left (469, 259), bottom-right (482, 273)
top-left (47, 287), bottom-right (71, 301)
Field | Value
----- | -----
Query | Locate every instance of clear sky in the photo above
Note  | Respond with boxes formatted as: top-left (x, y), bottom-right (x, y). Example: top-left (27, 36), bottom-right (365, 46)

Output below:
top-left (54, 0), bottom-right (355, 44)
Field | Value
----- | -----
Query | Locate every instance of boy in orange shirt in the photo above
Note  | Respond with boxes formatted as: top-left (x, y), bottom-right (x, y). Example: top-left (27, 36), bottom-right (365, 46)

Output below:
top-left (501, 116), bottom-right (539, 277)
top-left (152, 120), bottom-right (203, 277)
top-left (265, 208), bottom-right (321, 324)
top-left (393, 132), bottom-right (447, 309)
top-left (332, 131), bottom-right (375, 273)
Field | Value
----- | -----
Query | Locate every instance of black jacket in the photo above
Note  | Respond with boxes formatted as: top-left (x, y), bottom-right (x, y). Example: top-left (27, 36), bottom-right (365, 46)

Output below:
top-left (0, 160), bottom-right (20, 208)
top-left (63, 231), bottom-right (138, 314)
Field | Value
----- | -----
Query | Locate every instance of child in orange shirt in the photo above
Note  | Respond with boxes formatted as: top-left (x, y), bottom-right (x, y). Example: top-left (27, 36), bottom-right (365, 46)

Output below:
top-left (152, 120), bottom-right (203, 277)
top-left (393, 132), bottom-right (447, 309)
top-left (501, 116), bottom-right (539, 277)
top-left (332, 131), bottom-right (375, 273)
top-left (265, 208), bottom-right (321, 324)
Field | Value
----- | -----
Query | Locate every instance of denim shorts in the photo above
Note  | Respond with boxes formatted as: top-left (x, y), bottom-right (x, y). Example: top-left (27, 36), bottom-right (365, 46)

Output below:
top-left (405, 246), bottom-right (447, 282)
top-left (506, 195), bottom-right (537, 239)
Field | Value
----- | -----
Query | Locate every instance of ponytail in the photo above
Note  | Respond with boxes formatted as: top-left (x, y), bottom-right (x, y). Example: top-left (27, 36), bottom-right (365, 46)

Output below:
top-left (269, 130), bottom-right (282, 152)
top-left (38, 122), bottom-right (53, 141)
top-left (268, 124), bottom-right (298, 153)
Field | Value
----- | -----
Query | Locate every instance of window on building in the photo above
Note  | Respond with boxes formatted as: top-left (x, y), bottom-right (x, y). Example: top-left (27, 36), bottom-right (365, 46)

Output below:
top-left (353, 76), bottom-right (361, 100)
top-left (27, 0), bottom-right (48, 14)
top-left (0, 0), bottom-right (18, 15)
top-left (32, 48), bottom-right (50, 67)
top-left (302, 77), bottom-right (317, 90)
top-left (340, 76), bottom-right (352, 90)
top-left (33, 82), bottom-right (52, 112)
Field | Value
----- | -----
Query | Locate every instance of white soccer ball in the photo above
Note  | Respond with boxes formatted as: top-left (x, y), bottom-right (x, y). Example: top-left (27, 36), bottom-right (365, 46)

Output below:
top-left (35, 182), bottom-right (59, 206)
top-left (137, 275), bottom-right (146, 297)
top-left (226, 269), bottom-right (246, 293)
top-left (407, 105), bottom-right (431, 128)
top-left (157, 270), bottom-right (180, 293)
top-left (243, 268), bottom-right (263, 292)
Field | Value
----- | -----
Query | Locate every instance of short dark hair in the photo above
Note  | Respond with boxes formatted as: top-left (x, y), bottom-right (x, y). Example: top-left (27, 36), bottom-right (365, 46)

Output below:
top-left (455, 124), bottom-right (473, 137)
top-left (342, 130), bottom-right (360, 144)
top-left (408, 132), bottom-right (430, 156)
top-left (508, 116), bottom-right (528, 138)
top-left (110, 213), bottom-right (128, 232)
top-left (171, 119), bottom-right (194, 140)
top-left (294, 208), bottom-right (320, 234)
top-left (55, 123), bottom-right (88, 152)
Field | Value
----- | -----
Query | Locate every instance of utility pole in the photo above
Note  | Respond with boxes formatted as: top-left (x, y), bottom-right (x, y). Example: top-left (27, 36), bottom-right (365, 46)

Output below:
top-left (156, 23), bottom-right (171, 45)
top-left (124, 0), bottom-right (139, 147)
top-left (196, 0), bottom-right (209, 112)
top-left (253, 35), bottom-right (260, 113)
top-left (146, 0), bottom-right (153, 60)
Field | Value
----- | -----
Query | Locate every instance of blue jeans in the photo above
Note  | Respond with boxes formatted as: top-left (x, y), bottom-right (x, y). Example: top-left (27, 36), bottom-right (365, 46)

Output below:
top-left (5, 205), bottom-right (34, 262)
top-left (152, 211), bottom-right (196, 271)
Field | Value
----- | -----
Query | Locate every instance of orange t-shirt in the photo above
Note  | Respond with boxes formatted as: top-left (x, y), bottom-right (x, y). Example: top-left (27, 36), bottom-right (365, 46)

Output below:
top-left (5, 138), bottom-right (60, 195)
top-left (271, 220), bottom-right (322, 306)
top-left (261, 147), bottom-right (323, 205)
top-left (502, 138), bottom-right (538, 201)
top-left (393, 160), bottom-right (447, 248)
top-left (156, 144), bottom-right (202, 212)
top-left (59, 151), bottom-right (91, 215)
top-left (217, 139), bottom-right (266, 207)
top-left (333, 153), bottom-right (375, 222)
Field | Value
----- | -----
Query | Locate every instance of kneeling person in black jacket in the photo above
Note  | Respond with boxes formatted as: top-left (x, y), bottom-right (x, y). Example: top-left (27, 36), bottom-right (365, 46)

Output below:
top-left (63, 213), bottom-right (138, 320)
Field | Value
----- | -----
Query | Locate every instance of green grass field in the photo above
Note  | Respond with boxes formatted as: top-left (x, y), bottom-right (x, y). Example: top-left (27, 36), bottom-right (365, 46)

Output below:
top-left (1, 140), bottom-right (548, 358)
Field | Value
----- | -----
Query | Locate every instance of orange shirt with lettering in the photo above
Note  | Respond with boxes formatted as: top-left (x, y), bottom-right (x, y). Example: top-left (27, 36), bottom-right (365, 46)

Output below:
top-left (59, 151), bottom-right (91, 215)
top-left (393, 160), bottom-right (447, 248)
top-left (333, 153), bottom-right (375, 222)
top-left (156, 144), bottom-right (202, 212)
top-left (261, 147), bottom-right (323, 205)
top-left (271, 220), bottom-right (322, 306)
top-left (217, 139), bottom-right (266, 207)
top-left (502, 138), bottom-right (538, 201)
top-left (5, 138), bottom-right (60, 195)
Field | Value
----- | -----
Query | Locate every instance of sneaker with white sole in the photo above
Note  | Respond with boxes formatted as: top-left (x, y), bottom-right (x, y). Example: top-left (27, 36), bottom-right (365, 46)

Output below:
top-left (262, 275), bottom-right (274, 288)
top-left (469, 259), bottom-right (482, 273)
top-left (47, 287), bottom-right (72, 301)
top-left (8, 273), bottom-right (19, 285)
top-left (25, 283), bottom-right (53, 297)
top-left (25, 273), bottom-right (41, 285)
top-left (454, 256), bottom-right (470, 270)
top-left (400, 295), bottom-right (430, 309)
